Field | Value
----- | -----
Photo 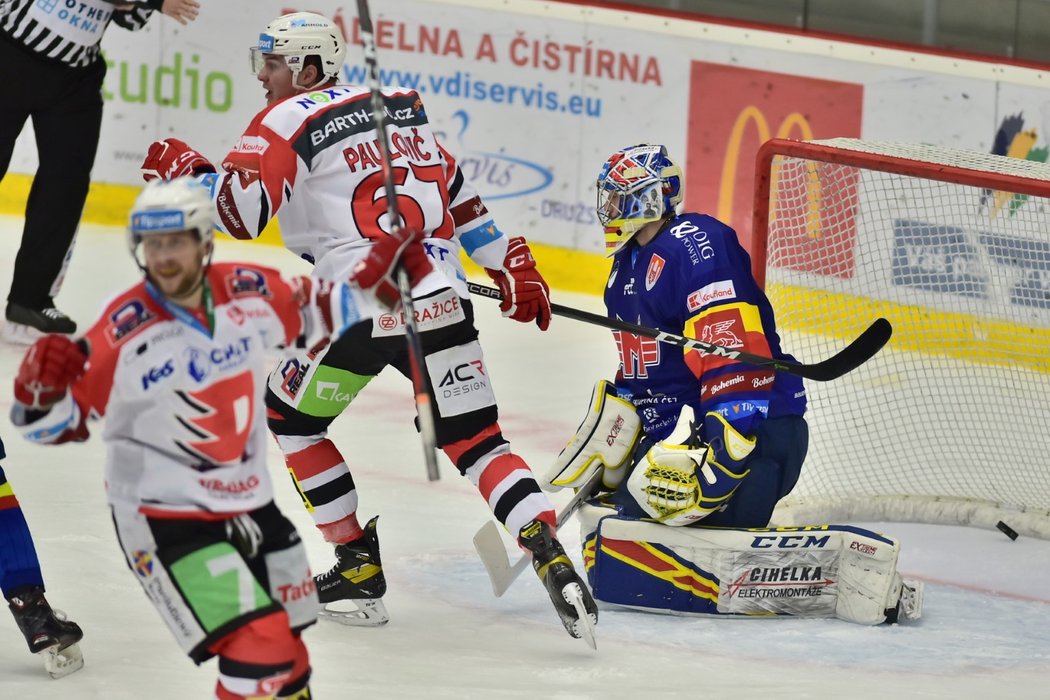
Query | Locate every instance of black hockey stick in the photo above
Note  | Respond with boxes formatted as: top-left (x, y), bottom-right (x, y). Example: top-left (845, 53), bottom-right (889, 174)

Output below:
top-left (472, 469), bottom-right (604, 598)
top-left (357, 0), bottom-right (440, 481)
top-left (467, 282), bottom-right (892, 381)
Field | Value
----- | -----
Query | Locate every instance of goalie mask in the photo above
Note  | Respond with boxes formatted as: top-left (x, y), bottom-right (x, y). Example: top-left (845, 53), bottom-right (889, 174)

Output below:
top-left (597, 144), bottom-right (683, 255)
top-left (128, 177), bottom-right (215, 265)
top-left (250, 12), bottom-right (347, 88)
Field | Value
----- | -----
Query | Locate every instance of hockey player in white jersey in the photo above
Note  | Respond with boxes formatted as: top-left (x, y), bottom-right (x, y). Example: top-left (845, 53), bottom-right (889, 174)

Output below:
top-left (10, 177), bottom-right (434, 699)
top-left (137, 12), bottom-right (597, 643)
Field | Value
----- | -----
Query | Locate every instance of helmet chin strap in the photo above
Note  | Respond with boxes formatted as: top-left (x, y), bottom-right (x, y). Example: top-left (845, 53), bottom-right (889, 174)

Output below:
top-left (292, 68), bottom-right (333, 92)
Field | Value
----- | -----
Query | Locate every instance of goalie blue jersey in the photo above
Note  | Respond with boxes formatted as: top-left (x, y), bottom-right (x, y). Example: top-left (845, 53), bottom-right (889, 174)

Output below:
top-left (604, 212), bottom-right (806, 441)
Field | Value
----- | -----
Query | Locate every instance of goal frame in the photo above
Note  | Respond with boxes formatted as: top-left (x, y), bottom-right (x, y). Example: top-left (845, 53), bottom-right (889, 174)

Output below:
top-left (750, 137), bottom-right (1050, 539)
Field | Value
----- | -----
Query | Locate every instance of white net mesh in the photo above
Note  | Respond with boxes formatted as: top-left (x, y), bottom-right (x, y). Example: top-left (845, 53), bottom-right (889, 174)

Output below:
top-left (762, 138), bottom-right (1050, 538)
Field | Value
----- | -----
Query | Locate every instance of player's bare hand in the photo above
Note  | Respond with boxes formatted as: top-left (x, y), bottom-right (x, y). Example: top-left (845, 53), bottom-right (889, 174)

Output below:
top-left (161, 0), bottom-right (200, 25)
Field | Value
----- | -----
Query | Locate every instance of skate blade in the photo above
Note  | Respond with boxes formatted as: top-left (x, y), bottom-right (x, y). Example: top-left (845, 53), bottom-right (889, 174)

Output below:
top-left (43, 642), bottom-right (84, 679)
top-left (562, 584), bottom-right (597, 651)
top-left (1, 322), bottom-right (43, 346)
top-left (318, 597), bottom-right (389, 627)
top-left (899, 580), bottom-right (925, 621)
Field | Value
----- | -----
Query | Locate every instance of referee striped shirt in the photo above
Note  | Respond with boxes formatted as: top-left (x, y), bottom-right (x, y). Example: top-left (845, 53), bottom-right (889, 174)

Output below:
top-left (0, 0), bottom-right (155, 69)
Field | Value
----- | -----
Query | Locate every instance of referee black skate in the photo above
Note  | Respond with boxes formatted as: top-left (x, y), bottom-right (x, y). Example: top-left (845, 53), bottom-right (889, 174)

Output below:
top-left (0, 0), bottom-right (199, 343)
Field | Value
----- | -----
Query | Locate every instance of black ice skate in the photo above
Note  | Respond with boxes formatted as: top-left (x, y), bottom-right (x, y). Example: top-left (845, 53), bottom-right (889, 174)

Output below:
top-left (518, 519), bottom-right (598, 649)
top-left (314, 515), bottom-right (389, 626)
top-left (3, 302), bottom-right (77, 344)
top-left (8, 587), bottom-right (84, 678)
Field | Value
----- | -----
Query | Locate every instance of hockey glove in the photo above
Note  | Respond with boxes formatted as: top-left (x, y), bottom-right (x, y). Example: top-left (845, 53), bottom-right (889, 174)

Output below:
top-left (141, 138), bottom-right (216, 182)
top-left (351, 227), bottom-right (434, 310)
top-left (14, 335), bottom-right (88, 410)
top-left (291, 276), bottom-right (364, 355)
top-left (485, 237), bottom-right (551, 331)
top-left (625, 407), bottom-right (752, 526)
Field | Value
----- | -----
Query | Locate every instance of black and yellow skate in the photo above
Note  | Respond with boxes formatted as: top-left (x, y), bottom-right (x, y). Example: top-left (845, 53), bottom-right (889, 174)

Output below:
top-left (314, 515), bottom-right (389, 626)
top-left (7, 586), bottom-right (84, 678)
top-left (518, 519), bottom-right (598, 649)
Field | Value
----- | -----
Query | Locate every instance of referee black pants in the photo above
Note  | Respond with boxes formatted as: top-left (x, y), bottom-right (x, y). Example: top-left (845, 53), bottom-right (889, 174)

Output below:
top-left (0, 35), bottom-right (105, 310)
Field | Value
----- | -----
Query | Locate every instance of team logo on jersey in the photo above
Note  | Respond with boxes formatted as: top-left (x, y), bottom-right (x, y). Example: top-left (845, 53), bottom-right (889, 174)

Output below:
top-left (176, 370), bottom-right (255, 465)
top-left (278, 358), bottom-right (310, 399)
top-left (107, 299), bottom-right (154, 345)
top-left (225, 267), bottom-right (271, 298)
top-left (700, 318), bottom-right (743, 347)
top-left (133, 550), bottom-right (154, 578)
top-left (645, 254), bottom-right (665, 291)
top-left (613, 330), bottom-right (660, 379)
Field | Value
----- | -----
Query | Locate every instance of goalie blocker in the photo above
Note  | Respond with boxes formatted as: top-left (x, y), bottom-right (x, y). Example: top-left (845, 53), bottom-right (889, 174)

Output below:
top-left (578, 504), bottom-right (923, 625)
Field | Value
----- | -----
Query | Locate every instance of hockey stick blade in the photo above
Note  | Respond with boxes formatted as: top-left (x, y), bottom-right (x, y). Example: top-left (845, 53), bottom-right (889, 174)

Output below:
top-left (473, 521), bottom-right (530, 597)
top-left (473, 470), bottom-right (603, 597)
top-left (466, 283), bottom-right (892, 382)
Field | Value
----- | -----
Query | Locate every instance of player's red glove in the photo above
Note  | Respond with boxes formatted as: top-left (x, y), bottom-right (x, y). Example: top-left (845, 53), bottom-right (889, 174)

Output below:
top-left (14, 335), bottom-right (88, 410)
top-left (352, 228), bottom-right (434, 310)
top-left (485, 236), bottom-right (551, 331)
top-left (141, 138), bottom-right (216, 182)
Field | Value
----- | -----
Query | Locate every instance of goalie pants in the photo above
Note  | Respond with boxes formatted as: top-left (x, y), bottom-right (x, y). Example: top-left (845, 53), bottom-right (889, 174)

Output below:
top-left (0, 34), bottom-right (105, 308)
top-left (266, 296), bottom-right (555, 541)
top-left (694, 414), bottom-right (808, 528)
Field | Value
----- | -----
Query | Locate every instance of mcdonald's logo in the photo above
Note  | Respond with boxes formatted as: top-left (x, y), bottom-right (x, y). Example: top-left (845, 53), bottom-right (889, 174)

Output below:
top-left (718, 106), bottom-right (815, 225)
top-left (686, 63), bottom-right (863, 259)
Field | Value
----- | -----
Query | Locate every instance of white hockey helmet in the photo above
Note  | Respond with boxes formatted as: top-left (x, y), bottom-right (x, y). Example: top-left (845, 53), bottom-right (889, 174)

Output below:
top-left (127, 177), bottom-right (215, 260)
top-left (251, 12), bottom-right (346, 87)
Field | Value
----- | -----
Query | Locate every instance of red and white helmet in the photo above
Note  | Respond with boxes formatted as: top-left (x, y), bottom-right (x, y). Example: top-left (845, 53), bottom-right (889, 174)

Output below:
top-left (596, 144), bottom-right (683, 255)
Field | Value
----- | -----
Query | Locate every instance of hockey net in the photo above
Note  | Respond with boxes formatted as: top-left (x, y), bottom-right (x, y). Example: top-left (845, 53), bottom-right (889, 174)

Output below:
top-left (755, 138), bottom-right (1050, 539)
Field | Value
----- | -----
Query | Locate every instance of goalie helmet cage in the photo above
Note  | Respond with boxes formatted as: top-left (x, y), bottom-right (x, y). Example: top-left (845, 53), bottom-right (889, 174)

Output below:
top-left (753, 137), bottom-right (1050, 539)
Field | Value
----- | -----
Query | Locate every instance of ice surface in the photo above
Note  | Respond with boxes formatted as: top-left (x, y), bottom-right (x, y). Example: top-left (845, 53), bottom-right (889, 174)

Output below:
top-left (1, 217), bottom-right (1048, 699)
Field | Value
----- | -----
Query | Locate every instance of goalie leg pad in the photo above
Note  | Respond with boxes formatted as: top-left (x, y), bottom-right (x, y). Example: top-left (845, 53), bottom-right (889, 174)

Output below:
top-left (578, 504), bottom-right (911, 625)
top-left (542, 380), bottom-right (641, 491)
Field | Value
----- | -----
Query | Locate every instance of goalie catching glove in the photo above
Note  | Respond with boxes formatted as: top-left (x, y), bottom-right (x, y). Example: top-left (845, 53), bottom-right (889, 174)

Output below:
top-left (485, 237), bottom-right (552, 330)
top-left (626, 407), bottom-right (755, 526)
top-left (14, 335), bottom-right (88, 410)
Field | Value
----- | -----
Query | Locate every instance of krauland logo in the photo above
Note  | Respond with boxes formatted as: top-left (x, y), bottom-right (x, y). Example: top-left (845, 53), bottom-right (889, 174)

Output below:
top-left (985, 113), bottom-right (1049, 218)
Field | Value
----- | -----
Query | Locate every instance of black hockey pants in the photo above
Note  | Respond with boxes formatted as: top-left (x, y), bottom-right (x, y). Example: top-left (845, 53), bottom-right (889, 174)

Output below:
top-left (0, 34), bottom-right (105, 309)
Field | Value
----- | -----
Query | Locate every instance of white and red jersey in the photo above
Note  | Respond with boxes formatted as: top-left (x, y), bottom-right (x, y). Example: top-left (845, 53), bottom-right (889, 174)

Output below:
top-left (18, 262), bottom-right (335, 519)
top-left (200, 84), bottom-right (509, 314)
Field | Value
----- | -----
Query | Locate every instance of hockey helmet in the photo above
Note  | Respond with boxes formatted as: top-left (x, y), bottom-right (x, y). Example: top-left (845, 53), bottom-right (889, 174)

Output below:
top-left (251, 12), bottom-right (346, 87)
top-left (127, 177), bottom-right (215, 260)
top-left (596, 144), bottom-right (683, 255)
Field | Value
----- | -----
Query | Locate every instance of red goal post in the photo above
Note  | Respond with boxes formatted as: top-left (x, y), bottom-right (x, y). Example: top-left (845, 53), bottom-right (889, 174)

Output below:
top-left (752, 138), bottom-right (1050, 539)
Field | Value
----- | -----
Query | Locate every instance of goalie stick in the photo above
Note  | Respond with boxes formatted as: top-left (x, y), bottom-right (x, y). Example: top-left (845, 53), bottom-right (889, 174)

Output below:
top-left (466, 282), bottom-right (891, 382)
top-left (356, 0), bottom-right (440, 481)
top-left (473, 469), bottom-right (604, 597)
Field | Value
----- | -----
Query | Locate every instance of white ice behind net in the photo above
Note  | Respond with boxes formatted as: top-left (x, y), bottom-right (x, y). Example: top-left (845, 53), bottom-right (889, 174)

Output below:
top-left (763, 139), bottom-right (1050, 537)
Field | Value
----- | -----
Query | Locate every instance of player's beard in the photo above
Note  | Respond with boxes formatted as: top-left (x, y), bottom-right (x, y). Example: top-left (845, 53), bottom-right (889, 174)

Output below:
top-left (149, 260), bottom-right (206, 301)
